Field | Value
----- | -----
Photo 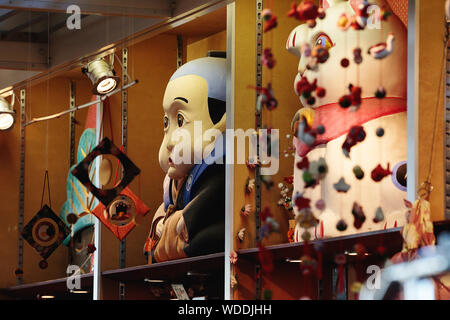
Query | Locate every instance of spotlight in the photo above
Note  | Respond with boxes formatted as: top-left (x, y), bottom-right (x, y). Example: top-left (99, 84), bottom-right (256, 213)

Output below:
top-left (82, 57), bottom-right (120, 96)
top-left (0, 93), bottom-right (15, 131)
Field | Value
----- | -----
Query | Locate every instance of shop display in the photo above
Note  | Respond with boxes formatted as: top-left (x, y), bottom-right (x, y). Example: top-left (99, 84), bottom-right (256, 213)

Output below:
top-left (145, 56), bottom-right (226, 263)
top-left (286, 0), bottom-right (408, 240)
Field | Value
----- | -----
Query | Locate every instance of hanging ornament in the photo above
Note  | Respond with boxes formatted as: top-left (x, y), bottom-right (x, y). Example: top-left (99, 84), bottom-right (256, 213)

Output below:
top-left (335, 253), bottom-right (347, 294)
top-left (373, 207), bottom-right (385, 223)
top-left (368, 33), bottom-right (395, 59)
top-left (287, 220), bottom-right (296, 243)
top-left (258, 243), bottom-right (274, 274)
top-left (342, 125), bottom-right (366, 158)
top-left (300, 253), bottom-right (317, 276)
top-left (337, 13), bottom-right (352, 30)
top-left (287, 0), bottom-right (322, 27)
top-left (315, 199), bottom-right (326, 211)
top-left (353, 165), bottom-right (365, 180)
top-left (240, 204), bottom-right (252, 217)
top-left (301, 230), bottom-right (312, 241)
top-left (375, 87), bottom-right (387, 99)
top-left (237, 228), bottom-right (246, 242)
top-left (336, 219), bottom-right (348, 232)
top-left (353, 47), bottom-right (363, 64)
top-left (21, 204), bottom-right (71, 265)
top-left (72, 137), bottom-right (140, 207)
top-left (371, 163), bottom-right (392, 182)
top-left (295, 193), bottom-right (311, 211)
top-left (262, 48), bottom-right (276, 69)
top-left (262, 8), bottom-right (278, 32)
top-left (352, 202), bottom-right (366, 229)
top-left (333, 177), bottom-right (351, 193)
top-left (376, 127), bottom-right (385, 137)
top-left (353, 0), bottom-right (371, 29)
top-left (316, 87), bottom-right (326, 98)
top-left (66, 213), bottom-right (78, 225)
top-left (312, 45), bottom-right (330, 64)
top-left (296, 76), bottom-right (317, 99)
top-left (250, 83), bottom-right (278, 111)
top-left (340, 58), bottom-right (350, 68)
top-left (296, 208), bottom-right (319, 229)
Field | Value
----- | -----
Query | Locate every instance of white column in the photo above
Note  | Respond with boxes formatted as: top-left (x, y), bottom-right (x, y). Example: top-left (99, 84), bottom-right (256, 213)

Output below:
top-left (224, 1), bottom-right (235, 301)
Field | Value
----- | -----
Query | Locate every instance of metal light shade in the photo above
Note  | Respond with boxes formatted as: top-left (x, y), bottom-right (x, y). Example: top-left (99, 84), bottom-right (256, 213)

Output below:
top-left (0, 96), bottom-right (15, 131)
top-left (83, 59), bottom-right (120, 95)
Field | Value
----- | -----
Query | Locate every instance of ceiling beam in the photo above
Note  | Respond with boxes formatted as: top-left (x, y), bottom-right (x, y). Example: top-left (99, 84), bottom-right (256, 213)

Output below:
top-left (0, 10), bottom-right (20, 23)
top-left (1, 13), bottom-right (48, 40)
top-left (0, 0), bottom-right (173, 18)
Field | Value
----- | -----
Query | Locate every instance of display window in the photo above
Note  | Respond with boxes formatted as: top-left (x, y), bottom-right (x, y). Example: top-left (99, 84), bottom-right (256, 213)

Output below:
top-left (0, 0), bottom-right (449, 303)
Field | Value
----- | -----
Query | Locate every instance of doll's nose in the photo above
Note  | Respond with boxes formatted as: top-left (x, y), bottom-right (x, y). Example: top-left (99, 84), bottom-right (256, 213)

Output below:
top-left (298, 57), bottom-right (307, 76)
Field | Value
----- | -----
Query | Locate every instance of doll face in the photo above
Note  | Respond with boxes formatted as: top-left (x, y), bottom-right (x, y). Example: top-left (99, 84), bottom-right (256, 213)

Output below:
top-left (159, 75), bottom-right (216, 180)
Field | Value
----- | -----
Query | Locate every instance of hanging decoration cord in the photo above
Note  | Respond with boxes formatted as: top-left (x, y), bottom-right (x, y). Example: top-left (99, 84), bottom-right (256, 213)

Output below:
top-left (421, 27), bottom-right (449, 198)
top-left (40, 170), bottom-right (52, 208)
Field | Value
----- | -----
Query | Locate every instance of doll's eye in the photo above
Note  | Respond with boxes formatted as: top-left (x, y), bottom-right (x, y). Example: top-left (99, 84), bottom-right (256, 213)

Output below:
top-left (177, 113), bottom-right (185, 127)
top-left (315, 33), bottom-right (333, 50)
top-left (391, 161), bottom-right (407, 192)
top-left (163, 116), bottom-right (169, 129)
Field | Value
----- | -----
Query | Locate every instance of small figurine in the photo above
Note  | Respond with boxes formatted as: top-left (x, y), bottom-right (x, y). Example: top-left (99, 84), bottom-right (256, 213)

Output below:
top-left (288, 0), bottom-right (320, 28)
top-left (352, 202), bottom-right (366, 229)
top-left (262, 48), bottom-right (276, 69)
top-left (245, 177), bottom-right (255, 194)
top-left (333, 177), bottom-right (351, 193)
top-left (353, 165), bottom-right (365, 180)
top-left (237, 228), bottom-right (246, 242)
top-left (371, 163), bottom-right (392, 182)
top-left (342, 125), bottom-right (366, 158)
top-left (339, 84), bottom-right (362, 111)
top-left (296, 115), bottom-right (317, 146)
top-left (368, 33), bottom-right (395, 59)
top-left (296, 208), bottom-right (319, 229)
top-left (373, 207), bottom-right (385, 223)
top-left (262, 8), bottom-right (278, 32)
top-left (240, 204), bottom-right (252, 217)
top-left (354, 0), bottom-right (371, 29)
top-left (230, 250), bottom-right (238, 264)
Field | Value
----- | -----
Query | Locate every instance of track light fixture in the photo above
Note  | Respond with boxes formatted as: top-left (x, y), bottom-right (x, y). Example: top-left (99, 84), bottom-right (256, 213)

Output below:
top-left (0, 92), bottom-right (16, 131)
top-left (82, 56), bottom-right (120, 95)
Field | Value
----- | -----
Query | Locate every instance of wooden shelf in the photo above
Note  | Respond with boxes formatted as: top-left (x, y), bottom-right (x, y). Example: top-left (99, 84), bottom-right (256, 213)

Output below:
top-left (238, 221), bottom-right (450, 264)
top-left (102, 252), bottom-right (225, 282)
top-left (0, 273), bottom-right (93, 300)
top-left (2, 221), bottom-right (449, 299)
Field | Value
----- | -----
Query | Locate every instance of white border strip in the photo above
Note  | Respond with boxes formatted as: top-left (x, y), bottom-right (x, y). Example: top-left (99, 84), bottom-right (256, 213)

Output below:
top-left (224, 1), bottom-right (235, 301)
top-left (407, 0), bottom-right (419, 202)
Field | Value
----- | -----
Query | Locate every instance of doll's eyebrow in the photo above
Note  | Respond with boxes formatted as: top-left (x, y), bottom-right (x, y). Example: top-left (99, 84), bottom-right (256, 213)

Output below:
top-left (174, 97), bottom-right (188, 103)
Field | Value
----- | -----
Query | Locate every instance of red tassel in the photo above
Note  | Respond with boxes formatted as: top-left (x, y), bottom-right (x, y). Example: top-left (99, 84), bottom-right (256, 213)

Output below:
top-left (384, 222), bottom-right (387, 230)
top-left (394, 220), bottom-right (397, 228)
top-left (320, 221), bottom-right (324, 238)
top-left (317, 250), bottom-right (323, 280)
top-left (338, 264), bottom-right (345, 294)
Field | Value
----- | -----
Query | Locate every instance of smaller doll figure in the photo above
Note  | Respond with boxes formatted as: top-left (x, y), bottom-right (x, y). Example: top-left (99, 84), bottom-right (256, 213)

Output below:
top-left (144, 55), bottom-right (227, 263)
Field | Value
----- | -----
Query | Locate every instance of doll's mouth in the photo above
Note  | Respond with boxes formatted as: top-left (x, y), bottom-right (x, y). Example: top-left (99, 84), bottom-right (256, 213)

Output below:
top-left (168, 157), bottom-right (174, 167)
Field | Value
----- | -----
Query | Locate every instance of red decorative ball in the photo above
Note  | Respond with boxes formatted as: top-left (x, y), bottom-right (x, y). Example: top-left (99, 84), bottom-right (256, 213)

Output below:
top-left (340, 58), bottom-right (350, 68)
top-left (316, 87), bottom-right (326, 98)
top-left (339, 95), bottom-right (352, 108)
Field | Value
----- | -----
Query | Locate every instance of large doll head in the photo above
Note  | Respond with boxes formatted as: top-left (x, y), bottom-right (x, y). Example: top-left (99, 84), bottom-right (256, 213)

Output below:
top-left (286, 0), bottom-right (407, 108)
top-left (159, 57), bottom-right (226, 180)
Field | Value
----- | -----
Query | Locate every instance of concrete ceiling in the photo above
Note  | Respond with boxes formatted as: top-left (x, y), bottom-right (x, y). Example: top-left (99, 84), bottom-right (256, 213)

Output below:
top-left (0, 0), bottom-right (229, 91)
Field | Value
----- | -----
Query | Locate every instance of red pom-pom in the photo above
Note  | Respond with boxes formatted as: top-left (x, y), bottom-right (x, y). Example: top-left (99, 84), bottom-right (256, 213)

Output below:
top-left (316, 87), bottom-right (326, 98)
